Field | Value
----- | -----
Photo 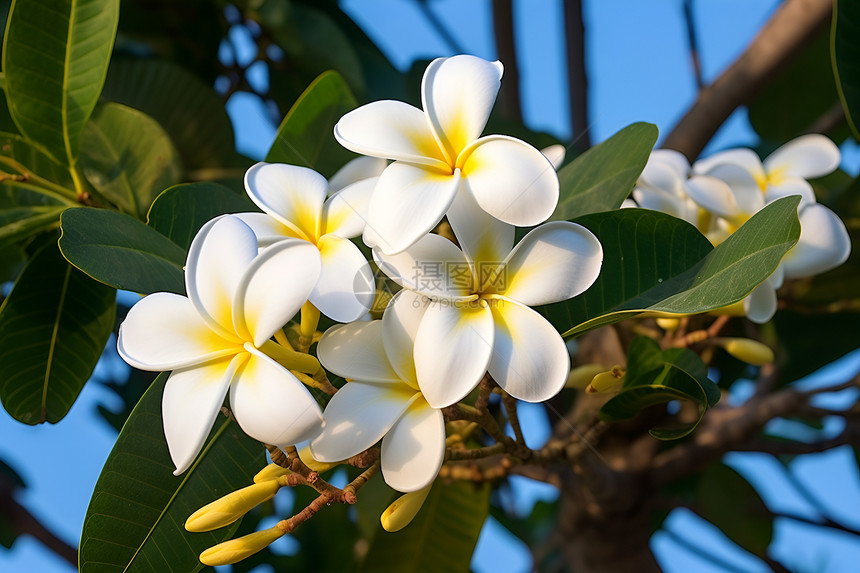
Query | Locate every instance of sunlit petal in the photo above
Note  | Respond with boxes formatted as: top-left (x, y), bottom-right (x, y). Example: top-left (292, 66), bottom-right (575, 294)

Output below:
top-left (328, 156), bottom-right (388, 194)
top-left (460, 135), bottom-right (558, 226)
top-left (232, 212), bottom-right (301, 247)
top-left (186, 216), bottom-right (258, 337)
top-left (500, 222), bottom-right (602, 305)
top-left (764, 176), bottom-right (816, 207)
top-left (541, 144), bottom-right (565, 170)
top-left (446, 187), bottom-right (515, 271)
top-left (382, 290), bottom-right (427, 388)
top-left (244, 162), bottom-right (327, 240)
top-left (684, 174), bottom-right (741, 219)
top-left (414, 300), bottom-right (494, 408)
top-left (230, 349), bottom-right (325, 447)
top-left (317, 321), bottom-right (401, 383)
top-left (363, 162), bottom-right (460, 255)
top-left (334, 100), bottom-right (448, 169)
top-left (311, 234), bottom-right (374, 323)
top-left (744, 280), bottom-right (777, 324)
top-left (118, 292), bottom-right (241, 370)
top-left (381, 399), bottom-right (445, 492)
top-left (649, 149), bottom-right (690, 179)
top-left (374, 232), bottom-right (474, 299)
top-left (782, 203), bottom-right (851, 278)
top-left (764, 134), bottom-right (840, 180)
top-left (422, 55), bottom-right (503, 162)
top-left (234, 239), bottom-right (321, 347)
top-left (310, 380), bottom-right (418, 462)
top-left (321, 177), bottom-right (376, 238)
top-left (488, 298), bottom-right (569, 402)
top-left (162, 355), bottom-right (238, 475)
top-left (693, 148), bottom-right (765, 181)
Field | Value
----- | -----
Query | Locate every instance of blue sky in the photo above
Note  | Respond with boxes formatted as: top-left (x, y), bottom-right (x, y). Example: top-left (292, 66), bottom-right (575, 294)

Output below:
top-left (3, 1), bottom-right (860, 572)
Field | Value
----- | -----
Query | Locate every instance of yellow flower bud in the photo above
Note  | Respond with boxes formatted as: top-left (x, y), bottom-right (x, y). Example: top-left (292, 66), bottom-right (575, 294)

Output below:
top-left (253, 462), bottom-right (291, 484)
top-left (566, 364), bottom-right (605, 389)
top-left (656, 318), bottom-right (680, 331)
top-left (586, 366), bottom-right (625, 394)
top-left (199, 525), bottom-right (285, 566)
top-left (185, 480), bottom-right (281, 532)
top-left (719, 338), bottom-right (774, 366)
top-left (298, 445), bottom-right (339, 473)
top-left (380, 485), bottom-right (433, 532)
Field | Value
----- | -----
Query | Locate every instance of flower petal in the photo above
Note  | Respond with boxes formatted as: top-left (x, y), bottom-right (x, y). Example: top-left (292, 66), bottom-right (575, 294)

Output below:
top-left (381, 399), bottom-right (445, 492)
top-left (684, 174), bottom-right (742, 219)
top-left (541, 144), bottom-right (565, 170)
top-left (744, 280), bottom-right (777, 324)
top-left (422, 55), bottom-right (503, 162)
top-left (500, 221), bottom-right (602, 306)
top-left (230, 349), bottom-right (324, 447)
top-left (374, 232), bottom-right (474, 299)
top-left (186, 215), bottom-right (258, 338)
top-left (764, 134), bottom-right (840, 180)
top-left (446, 186), bottom-right (515, 271)
top-left (310, 380), bottom-right (418, 462)
top-left (334, 100), bottom-right (448, 169)
top-left (414, 299), bottom-right (494, 408)
top-left (460, 135), bottom-right (559, 226)
top-left (118, 292), bottom-right (241, 370)
top-left (329, 156), bottom-right (388, 194)
top-left (162, 355), bottom-right (237, 475)
top-left (310, 234), bottom-right (374, 323)
top-left (382, 289), bottom-right (427, 388)
top-left (321, 177), bottom-right (376, 238)
top-left (693, 148), bottom-right (765, 182)
top-left (232, 212), bottom-right (300, 247)
top-left (244, 162), bottom-right (327, 241)
top-left (317, 321), bottom-right (401, 382)
top-left (782, 203), bottom-right (851, 278)
top-left (487, 298), bottom-right (569, 402)
top-left (234, 238), bottom-right (321, 347)
top-left (363, 162), bottom-right (460, 255)
top-left (649, 149), bottom-right (690, 179)
top-left (764, 176), bottom-right (816, 207)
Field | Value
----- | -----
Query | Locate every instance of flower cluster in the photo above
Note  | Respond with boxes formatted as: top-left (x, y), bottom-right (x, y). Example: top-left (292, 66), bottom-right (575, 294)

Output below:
top-left (117, 55), bottom-right (602, 502)
top-left (632, 134), bottom-right (851, 322)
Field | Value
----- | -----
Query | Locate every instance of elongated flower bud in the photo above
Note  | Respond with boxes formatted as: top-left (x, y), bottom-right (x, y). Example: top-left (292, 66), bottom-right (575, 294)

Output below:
top-left (586, 366), bottom-right (625, 394)
top-left (656, 318), bottom-right (680, 331)
top-left (719, 338), bottom-right (774, 366)
top-left (253, 462), bottom-right (291, 484)
top-left (380, 485), bottom-right (433, 532)
top-left (186, 480), bottom-right (280, 532)
top-left (199, 525), bottom-right (285, 566)
top-left (299, 445), bottom-right (339, 473)
top-left (566, 364), bottom-right (605, 389)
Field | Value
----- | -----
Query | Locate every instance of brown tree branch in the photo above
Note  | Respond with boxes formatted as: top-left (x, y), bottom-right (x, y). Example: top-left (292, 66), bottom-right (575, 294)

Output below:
top-left (563, 0), bottom-right (590, 152)
top-left (662, 0), bottom-right (832, 160)
top-left (492, 0), bottom-right (523, 122)
top-left (0, 494), bottom-right (77, 566)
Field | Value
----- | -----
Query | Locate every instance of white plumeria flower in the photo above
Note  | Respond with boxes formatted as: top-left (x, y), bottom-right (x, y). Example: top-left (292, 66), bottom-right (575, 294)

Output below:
top-left (237, 162), bottom-right (376, 322)
top-left (117, 216), bottom-right (325, 475)
top-left (310, 317), bottom-right (445, 492)
top-left (374, 197), bottom-right (602, 407)
top-left (632, 149), bottom-right (700, 227)
top-left (334, 54), bottom-right (559, 255)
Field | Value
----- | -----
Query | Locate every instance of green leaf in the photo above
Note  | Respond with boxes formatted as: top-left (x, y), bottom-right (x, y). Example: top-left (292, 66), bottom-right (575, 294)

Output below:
top-left (696, 463), bottom-right (773, 557)
top-left (101, 58), bottom-right (240, 171)
top-left (2, 0), bottom-right (119, 165)
top-left (266, 71), bottom-right (358, 178)
top-left (147, 182), bottom-right (256, 251)
top-left (0, 243), bottom-right (114, 424)
top-left (79, 372), bottom-right (267, 573)
top-left (540, 209), bottom-right (712, 335)
top-left (59, 207), bottom-right (186, 294)
top-left (600, 337), bottom-right (720, 439)
top-left (832, 0), bottom-right (860, 140)
top-left (558, 197), bottom-right (801, 337)
top-left (79, 102), bottom-right (184, 219)
top-left (359, 480), bottom-right (490, 573)
top-left (0, 131), bottom-right (75, 188)
top-left (549, 122), bottom-right (658, 221)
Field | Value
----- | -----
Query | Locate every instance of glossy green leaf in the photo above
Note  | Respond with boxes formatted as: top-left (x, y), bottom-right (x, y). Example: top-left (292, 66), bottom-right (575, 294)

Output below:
top-left (359, 480), bottom-right (490, 573)
top-left (697, 463), bottom-right (773, 556)
top-left (833, 0), bottom-right (860, 140)
top-left (557, 197), bottom-right (801, 337)
top-left (59, 207), bottom-right (186, 295)
top-left (0, 243), bottom-right (114, 424)
top-left (2, 0), bottom-right (119, 165)
top-left (600, 337), bottom-right (720, 439)
top-left (0, 131), bottom-right (75, 188)
top-left (550, 122), bottom-right (658, 221)
top-left (266, 71), bottom-right (358, 178)
top-left (147, 182), bottom-right (256, 251)
top-left (0, 180), bottom-right (69, 246)
top-left (79, 372), bottom-right (266, 573)
top-left (79, 102), bottom-right (184, 219)
top-left (101, 58), bottom-right (241, 171)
